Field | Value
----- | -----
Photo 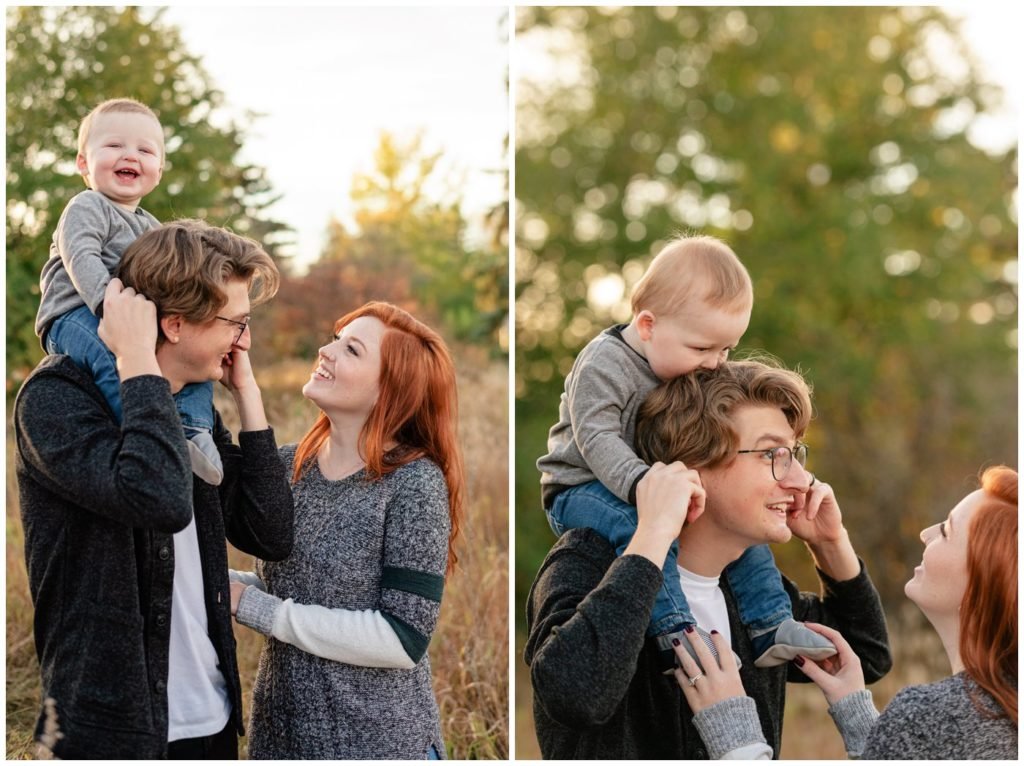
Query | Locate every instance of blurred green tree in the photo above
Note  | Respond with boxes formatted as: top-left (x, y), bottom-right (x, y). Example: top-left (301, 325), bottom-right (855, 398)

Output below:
top-left (266, 131), bottom-right (508, 360)
top-left (515, 7), bottom-right (1017, 608)
top-left (6, 6), bottom-right (289, 389)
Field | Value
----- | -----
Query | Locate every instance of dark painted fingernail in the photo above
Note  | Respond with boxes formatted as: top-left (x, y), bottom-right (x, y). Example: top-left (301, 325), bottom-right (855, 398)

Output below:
top-left (710, 630), bottom-right (719, 635)
top-left (672, 638), bottom-right (680, 646)
top-left (794, 656), bottom-right (805, 667)
top-left (684, 625), bottom-right (694, 634)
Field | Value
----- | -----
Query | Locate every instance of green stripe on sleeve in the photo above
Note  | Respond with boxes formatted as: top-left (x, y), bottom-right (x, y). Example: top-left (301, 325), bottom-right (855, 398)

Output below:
top-left (381, 566), bottom-right (444, 602)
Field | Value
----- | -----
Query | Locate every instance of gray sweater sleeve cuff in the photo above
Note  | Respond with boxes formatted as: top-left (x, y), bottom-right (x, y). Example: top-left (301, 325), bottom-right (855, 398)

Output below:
top-left (828, 689), bottom-right (879, 758)
top-left (235, 584), bottom-right (281, 636)
top-left (692, 696), bottom-right (768, 759)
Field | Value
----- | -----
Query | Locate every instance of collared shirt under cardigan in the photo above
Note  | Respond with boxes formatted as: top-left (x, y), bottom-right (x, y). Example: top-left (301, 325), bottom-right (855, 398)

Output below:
top-left (14, 355), bottom-right (294, 759)
top-left (525, 528), bottom-right (893, 760)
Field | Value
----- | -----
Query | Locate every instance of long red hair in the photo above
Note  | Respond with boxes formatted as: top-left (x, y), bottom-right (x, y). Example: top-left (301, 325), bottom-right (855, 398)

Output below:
top-left (959, 465), bottom-right (1017, 724)
top-left (292, 302), bottom-right (465, 575)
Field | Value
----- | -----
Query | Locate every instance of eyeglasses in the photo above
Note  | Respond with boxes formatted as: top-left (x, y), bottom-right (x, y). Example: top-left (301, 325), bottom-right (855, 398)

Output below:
top-left (215, 315), bottom-right (250, 344)
top-left (735, 443), bottom-right (809, 481)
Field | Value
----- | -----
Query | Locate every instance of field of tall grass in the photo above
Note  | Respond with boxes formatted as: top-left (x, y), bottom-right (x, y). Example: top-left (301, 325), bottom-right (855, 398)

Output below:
top-left (6, 352), bottom-right (509, 759)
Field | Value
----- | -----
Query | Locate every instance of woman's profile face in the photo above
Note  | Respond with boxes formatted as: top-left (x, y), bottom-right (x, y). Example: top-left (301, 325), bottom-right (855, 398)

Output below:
top-left (904, 489), bottom-right (982, 619)
top-left (302, 315), bottom-right (386, 418)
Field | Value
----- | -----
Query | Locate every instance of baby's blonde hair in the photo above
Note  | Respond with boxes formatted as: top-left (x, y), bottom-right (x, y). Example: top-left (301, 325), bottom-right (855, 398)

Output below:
top-left (630, 234), bottom-right (752, 318)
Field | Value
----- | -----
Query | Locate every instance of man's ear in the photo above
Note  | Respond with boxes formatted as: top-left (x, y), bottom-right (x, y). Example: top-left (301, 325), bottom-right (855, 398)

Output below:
top-left (636, 310), bottom-right (656, 341)
top-left (160, 314), bottom-right (184, 344)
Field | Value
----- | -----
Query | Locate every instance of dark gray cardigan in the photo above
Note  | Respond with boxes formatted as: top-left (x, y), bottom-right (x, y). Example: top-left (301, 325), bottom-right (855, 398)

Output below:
top-left (15, 355), bottom-right (294, 759)
top-left (525, 528), bottom-right (893, 760)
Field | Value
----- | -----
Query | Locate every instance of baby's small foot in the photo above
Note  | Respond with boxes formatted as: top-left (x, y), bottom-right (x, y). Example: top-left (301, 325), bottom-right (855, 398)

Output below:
top-left (654, 625), bottom-right (743, 677)
top-left (186, 431), bottom-right (224, 486)
top-left (752, 619), bottom-right (836, 668)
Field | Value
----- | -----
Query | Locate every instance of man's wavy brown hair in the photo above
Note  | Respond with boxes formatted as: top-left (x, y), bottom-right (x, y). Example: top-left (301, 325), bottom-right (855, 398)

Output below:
top-left (635, 355), bottom-right (813, 469)
top-left (117, 219), bottom-right (279, 338)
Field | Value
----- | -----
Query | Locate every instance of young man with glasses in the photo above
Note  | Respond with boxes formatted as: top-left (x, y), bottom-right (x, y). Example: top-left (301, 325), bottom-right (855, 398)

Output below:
top-left (15, 220), bottom-right (294, 758)
top-left (526, 357), bottom-right (892, 759)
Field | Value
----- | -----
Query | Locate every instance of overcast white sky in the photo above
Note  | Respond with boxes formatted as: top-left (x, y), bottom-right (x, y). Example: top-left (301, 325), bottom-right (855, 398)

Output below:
top-left (161, 5), bottom-right (508, 271)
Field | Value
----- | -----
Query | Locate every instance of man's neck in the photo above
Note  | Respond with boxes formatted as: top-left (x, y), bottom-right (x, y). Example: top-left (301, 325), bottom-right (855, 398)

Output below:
top-left (153, 346), bottom-right (184, 394)
top-left (676, 517), bottom-right (748, 578)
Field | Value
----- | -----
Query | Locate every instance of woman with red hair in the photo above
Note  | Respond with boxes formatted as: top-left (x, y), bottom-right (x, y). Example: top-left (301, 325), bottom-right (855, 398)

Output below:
top-left (228, 302), bottom-right (464, 759)
top-left (676, 465), bottom-right (1017, 759)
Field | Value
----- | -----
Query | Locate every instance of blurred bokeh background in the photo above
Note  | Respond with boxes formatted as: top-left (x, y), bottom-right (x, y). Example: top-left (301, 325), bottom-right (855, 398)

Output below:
top-left (514, 6), bottom-right (1016, 759)
top-left (6, 6), bottom-right (508, 759)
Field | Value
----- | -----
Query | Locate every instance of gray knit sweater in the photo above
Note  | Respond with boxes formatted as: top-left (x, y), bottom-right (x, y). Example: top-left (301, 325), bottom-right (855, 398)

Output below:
top-left (839, 672), bottom-right (1017, 759)
top-left (36, 190), bottom-right (160, 341)
top-left (237, 444), bottom-right (449, 759)
top-left (537, 325), bottom-right (661, 508)
top-left (696, 673), bottom-right (1017, 760)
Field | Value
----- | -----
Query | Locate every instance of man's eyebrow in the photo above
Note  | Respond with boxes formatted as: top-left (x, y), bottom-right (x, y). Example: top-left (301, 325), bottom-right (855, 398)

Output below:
top-left (752, 433), bottom-right (792, 447)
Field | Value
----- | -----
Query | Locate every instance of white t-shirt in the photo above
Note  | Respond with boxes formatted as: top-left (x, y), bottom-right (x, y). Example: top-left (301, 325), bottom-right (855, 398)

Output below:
top-left (677, 563), bottom-right (732, 646)
top-left (166, 514), bottom-right (231, 742)
top-left (677, 564), bottom-right (774, 760)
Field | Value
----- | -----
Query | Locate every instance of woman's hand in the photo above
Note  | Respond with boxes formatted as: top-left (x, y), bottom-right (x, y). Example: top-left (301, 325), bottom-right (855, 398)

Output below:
top-left (229, 580), bottom-right (248, 617)
top-left (792, 622), bottom-right (865, 706)
top-left (673, 627), bottom-right (746, 714)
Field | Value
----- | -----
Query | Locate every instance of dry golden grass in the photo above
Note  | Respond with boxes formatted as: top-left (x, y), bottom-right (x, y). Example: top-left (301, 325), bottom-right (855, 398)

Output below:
top-left (6, 351), bottom-right (508, 759)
